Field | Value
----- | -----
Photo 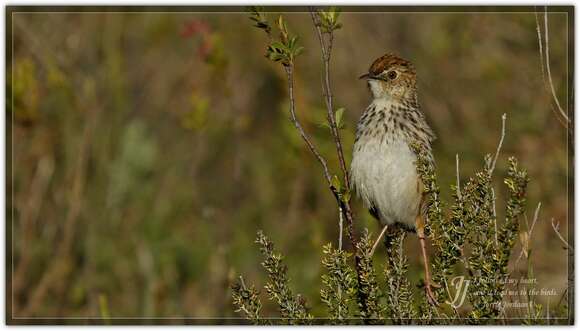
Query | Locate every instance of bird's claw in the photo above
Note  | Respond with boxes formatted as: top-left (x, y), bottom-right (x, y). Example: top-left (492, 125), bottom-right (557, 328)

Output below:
top-left (425, 283), bottom-right (440, 307)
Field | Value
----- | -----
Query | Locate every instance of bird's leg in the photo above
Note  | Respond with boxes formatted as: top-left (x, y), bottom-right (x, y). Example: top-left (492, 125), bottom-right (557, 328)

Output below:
top-left (416, 215), bottom-right (439, 306)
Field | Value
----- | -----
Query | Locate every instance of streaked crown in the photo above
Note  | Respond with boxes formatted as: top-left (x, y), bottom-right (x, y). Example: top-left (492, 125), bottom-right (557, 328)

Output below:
top-left (360, 53), bottom-right (417, 102)
top-left (368, 53), bottom-right (416, 76)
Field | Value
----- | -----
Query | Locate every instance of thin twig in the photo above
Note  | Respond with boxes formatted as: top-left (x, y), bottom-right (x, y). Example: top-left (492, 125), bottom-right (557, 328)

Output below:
top-left (370, 225), bottom-right (389, 256)
top-left (491, 188), bottom-right (499, 247)
top-left (284, 64), bottom-right (357, 245)
top-left (551, 218), bottom-right (573, 252)
top-left (308, 8), bottom-right (357, 246)
top-left (534, 13), bottom-right (567, 128)
top-left (455, 154), bottom-right (461, 199)
top-left (512, 202), bottom-right (542, 272)
top-left (529, 202), bottom-right (542, 234)
top-left (338, 206), bottom-right (343, 250)
top-left (543, 7), bottom-right (569, 126)
top-left (489, 113), bottom-right (506, 175)
top-left (309, 8), bottom-right (350, 190)
top-left (534, 11), bottom-right (548, 91)
top-left (309, 8), bottom-right (328, 58)
top-left (488, 113), bottom-right (506, 249)
top-left (284, 65), bottom-right (332, 185)
top-left (534, 11), bottom-right (567, 129)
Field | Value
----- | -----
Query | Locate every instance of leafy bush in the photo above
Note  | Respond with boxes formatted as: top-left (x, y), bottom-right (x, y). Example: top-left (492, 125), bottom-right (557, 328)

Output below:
top-left (231, 7), bottom-right (569, 325)
top-left (233, 147), bottom-right (548, 324)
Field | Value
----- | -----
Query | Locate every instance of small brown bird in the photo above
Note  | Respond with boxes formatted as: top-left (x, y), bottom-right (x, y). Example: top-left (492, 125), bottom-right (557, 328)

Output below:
top-left (350, 53), bottom-right (438, 304)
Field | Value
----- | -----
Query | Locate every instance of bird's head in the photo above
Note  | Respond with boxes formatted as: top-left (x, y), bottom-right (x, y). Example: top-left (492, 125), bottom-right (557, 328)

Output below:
top-left (359, 53), bottom-right (417, 102)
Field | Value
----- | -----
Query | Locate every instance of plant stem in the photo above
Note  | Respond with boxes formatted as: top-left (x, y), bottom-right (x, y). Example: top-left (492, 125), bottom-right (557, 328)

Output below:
top-left (308, 8), bottom-right (357, 246)
top-left (309, 9), bottom-right (350, 189)
top-left (284, 65), bottom-right (332, 184)
top-left (284, 64), bottom-right (357, 245)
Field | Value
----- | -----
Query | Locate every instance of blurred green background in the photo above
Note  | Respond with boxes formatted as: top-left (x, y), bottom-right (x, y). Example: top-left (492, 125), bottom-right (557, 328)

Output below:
top-left (9, 9), bottom-right (570, 319)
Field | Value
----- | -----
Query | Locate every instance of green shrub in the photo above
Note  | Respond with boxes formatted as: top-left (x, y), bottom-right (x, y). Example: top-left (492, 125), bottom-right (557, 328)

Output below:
top-left (232, 8), bottom-right (568, 325)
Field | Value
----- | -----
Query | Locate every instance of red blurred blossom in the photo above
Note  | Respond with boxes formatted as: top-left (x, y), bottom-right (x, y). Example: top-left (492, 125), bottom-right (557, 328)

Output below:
top-left (181, 20), bottom-right (211, 38)
top-left (197, 39), bottom-right (213, 60)
top-left (181, 20), bottom-right (214, 62)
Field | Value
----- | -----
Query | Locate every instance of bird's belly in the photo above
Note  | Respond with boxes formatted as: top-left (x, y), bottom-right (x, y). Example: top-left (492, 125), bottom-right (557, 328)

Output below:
top-left (350, 139), bottom-right (421, 229)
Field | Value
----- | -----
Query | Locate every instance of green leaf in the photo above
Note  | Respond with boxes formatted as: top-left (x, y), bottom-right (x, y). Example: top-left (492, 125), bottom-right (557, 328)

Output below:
top-left (293, 46), bottom-right (304, 57)
top-left (342, 190), bottom-right (351, 203)
top-left (330, 7), bottom-right (341, 22)
top-left (318, 121), bottom-right (331, 129)
top-left (277, 15), bottom-right (284, 31)
top-left (288, 36), bottom-right (298, 49)
top-left (334, 108), bottom-right (345, 129)
top-left (269, 41), bottom-right (286, 51)
top-left (331, 175), bottom-right (341, 191)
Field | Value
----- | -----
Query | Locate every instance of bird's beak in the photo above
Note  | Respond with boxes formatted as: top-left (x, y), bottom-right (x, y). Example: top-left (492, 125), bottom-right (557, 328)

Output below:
top-left (359, 73), bottom-right (388, 82)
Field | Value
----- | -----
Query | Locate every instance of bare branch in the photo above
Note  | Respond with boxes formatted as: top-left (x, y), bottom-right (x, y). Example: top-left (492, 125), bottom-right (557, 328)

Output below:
top-left (492, 188), bottom-right (499, 247)
top-left (284, 65), bottom-right (333, 185)
top-left (489, 113), bottom-right (506, 175)
top-left (551, 218), bottom-right (573, 252)
top-left (535, 8), bottom-right (569, 128)
top-left (529, 202), bottom-right (542, 234)
top-left (512, 202), bottom-right (542, 271)
top-left (248, 10), bottom-right (358, 246)
top-left (308, 8), bottom-right (358, 247)
top-left (309, 8), bottom-right (328, 59)
top-left (284, 64), bottom-right (357, 246)
top-left (488, 113), bottom-right (505, 251)
top-left (543, 7), bottom-right (569, 125)
top-left (370, 225), bottom-right (389, 256)
top-left (309, 8), bottom-right (350, 190)
top-left (338, 206), bottom-right (343, 250)
top-left (455, 154), bottom-right (461, 199)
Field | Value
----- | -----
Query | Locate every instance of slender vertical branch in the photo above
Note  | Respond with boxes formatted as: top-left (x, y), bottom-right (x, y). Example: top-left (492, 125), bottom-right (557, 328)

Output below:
top-left (284, 64), bottom-right (357, 245)
top-left (543, 7), bottom-right (569, 125)
top-left (491, 188), bottom-right (499, 247)
top-left (284, 65), bottom-right (332, 185)
top-left (455, 154), bottom-right (461, 199)
top-left (338, 206), bottom-right (343, 250)
top-left (551, 218), bottom-right (573, 252)
top-left (512, 202), bottom-right (542, 273)
top-left (489, 113), bottom-right (506, 175)
top-left (248, 7), bottom-right (358, 246)
top-left (534, 8), bottom-right (570, 129)
top-left (308, 8), bottom-right (357, 248)
top-left (309, 9), bottom-right (350, 189)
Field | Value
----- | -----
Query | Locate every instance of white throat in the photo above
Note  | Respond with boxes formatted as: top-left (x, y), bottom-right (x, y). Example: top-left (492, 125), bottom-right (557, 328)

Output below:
top-left (371, 97), bottom-right (395, 110)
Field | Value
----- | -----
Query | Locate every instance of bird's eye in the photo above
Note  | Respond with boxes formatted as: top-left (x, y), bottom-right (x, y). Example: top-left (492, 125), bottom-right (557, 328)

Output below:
top-left (386, 71), bottom-right (398, 80)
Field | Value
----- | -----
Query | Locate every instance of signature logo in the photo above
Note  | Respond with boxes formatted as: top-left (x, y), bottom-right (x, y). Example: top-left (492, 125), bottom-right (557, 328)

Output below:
top-left (446, 276), bottom-right (471, 309)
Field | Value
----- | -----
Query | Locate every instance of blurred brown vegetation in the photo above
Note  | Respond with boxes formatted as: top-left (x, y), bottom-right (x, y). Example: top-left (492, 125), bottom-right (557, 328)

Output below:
top-left (8, 9), bottom-right (569, 320)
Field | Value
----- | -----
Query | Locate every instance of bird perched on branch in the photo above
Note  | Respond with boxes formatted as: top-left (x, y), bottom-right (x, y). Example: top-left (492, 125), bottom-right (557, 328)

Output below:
top-left (350, 52), bottom-right (438, 305)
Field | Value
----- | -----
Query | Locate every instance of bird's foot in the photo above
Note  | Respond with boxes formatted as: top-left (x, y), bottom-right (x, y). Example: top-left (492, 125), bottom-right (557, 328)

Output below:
top-left (425, 282), bottom-right (440, 307)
